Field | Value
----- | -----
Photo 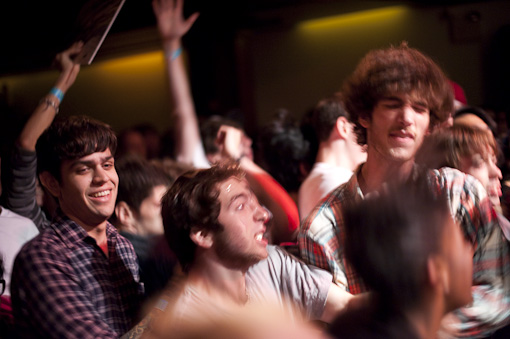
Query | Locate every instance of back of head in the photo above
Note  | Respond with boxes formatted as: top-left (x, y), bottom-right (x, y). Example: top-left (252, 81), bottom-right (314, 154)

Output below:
top-left (454, 106), bottom-right (497, 136)
top-left (343, 177), bottom-right (449, 311)
top-left (342, 43), bottom-right (453, 145)
top-left (161, 162), bottom-right (244, 272)
top-left (200, 115), bottom-right (243, 155)
top-left (257, 109), bottom-right (309, 193)
top-left (36, 115), bottom-right (117, 181)
top-left (115, 155), bottom-right (171, 213)
top-left (417, 124), bottom-right (499, 170)
top-left (312, 93), bottom-right (349, 142)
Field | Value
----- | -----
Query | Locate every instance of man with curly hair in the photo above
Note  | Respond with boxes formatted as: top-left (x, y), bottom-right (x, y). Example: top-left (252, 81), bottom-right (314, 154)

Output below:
top-left (299, 43), bottom-right (510, 338)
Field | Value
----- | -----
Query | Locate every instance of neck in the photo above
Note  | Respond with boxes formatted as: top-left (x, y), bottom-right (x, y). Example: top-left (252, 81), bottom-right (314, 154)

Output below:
top-left (405, 298), bottom-right (445, 339)
top-left (359, 153), bottom-right (415, 194)
top-left (188, 253), bottom-right (249, 305)
top-left (316, 140), bottom-right (356, 171)
top-left (85, 222), bottom-right (108, 245)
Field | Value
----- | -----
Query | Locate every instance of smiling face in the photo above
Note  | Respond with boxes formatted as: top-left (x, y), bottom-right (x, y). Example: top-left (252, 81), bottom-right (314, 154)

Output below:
top-left (213, 177), bottom-right (269, 270)
top-left (55, 149), bottom-right (118, 230)
top-left (362, 93), bottom-right (430, 166)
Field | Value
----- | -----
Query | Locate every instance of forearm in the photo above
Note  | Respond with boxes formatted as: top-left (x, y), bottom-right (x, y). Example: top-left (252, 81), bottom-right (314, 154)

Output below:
top-left (4, 145), bottom-right (49, 230)
top-left (321, 284), bottom-right (355, 323)
top-left (162, 38), bottom-right (201, 165)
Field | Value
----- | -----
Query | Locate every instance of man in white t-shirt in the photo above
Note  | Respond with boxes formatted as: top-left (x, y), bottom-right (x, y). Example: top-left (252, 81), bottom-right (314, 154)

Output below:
top-left (128, 162), bottom-right (362, 338)
top-left (298, 94), bottom-right (366, 219)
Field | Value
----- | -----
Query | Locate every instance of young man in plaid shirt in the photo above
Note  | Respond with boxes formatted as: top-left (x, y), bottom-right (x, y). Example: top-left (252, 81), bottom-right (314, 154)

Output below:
top-left (10, 112), bottom-right (144, 337)
top-left (298, 44), bottom-right (510, 338)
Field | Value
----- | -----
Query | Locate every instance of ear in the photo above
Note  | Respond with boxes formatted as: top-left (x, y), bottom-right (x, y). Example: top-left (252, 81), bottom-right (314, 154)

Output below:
top-left (38, 171), bottom-right (61, 198)
top-left (115, 201), bottom-right (136, 227)
top-left (358, 116), bottom-right (370, 129)
top-left (427, 255), bottom-right (449, 294)
top-left (190, 227), bottom-right (214, 249)
top-left (334, 116), bottom-right (350, 140)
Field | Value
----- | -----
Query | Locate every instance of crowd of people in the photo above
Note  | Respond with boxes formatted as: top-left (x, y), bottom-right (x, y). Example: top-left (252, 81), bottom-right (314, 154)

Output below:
top-left (1, 0), bottom-right (510, 338)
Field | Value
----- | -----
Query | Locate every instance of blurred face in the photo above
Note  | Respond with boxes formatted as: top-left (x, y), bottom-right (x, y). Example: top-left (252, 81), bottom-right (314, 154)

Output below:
top-left (214, 177), bottom-right (269, 270)
top-left (458, 149), bottom-right (502, 204)
top-left (441, 215), bottom-right (473, 312)
top-left (135, 184), bottom-right (167, 236)
top-left (57, 149), bottom-right (118, 229)
top-left (363, 93), bottom-right (430, 165)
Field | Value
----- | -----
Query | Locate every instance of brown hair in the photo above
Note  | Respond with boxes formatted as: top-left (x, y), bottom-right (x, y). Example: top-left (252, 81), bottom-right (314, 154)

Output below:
top-left (161, 162), bottom-right (245, 272)
top-left (342, 43), bottom-right (454, 145)
top-left (417, 124), bottom-right (498, 170)
top-left (36, 115), bottom-right (117, 181)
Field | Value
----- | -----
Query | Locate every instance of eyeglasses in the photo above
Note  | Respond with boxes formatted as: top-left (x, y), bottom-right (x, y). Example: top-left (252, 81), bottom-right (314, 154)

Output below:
top-left (0, 278), bottom-right (5, 296)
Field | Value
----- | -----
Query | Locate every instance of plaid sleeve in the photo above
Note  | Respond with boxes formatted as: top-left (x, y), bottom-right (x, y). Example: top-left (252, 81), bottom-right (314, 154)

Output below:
top-left (437, 168), bottom-right (510, 337)
top-left (298, 205), bottom-right (348, 290)
top-left (11, 243), bottom-right (119, 339)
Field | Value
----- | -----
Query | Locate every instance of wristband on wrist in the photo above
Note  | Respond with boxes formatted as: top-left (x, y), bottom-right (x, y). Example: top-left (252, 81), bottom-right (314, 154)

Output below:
top-left (39, 98), bottom-right (59, 114)
top-left (50, 87), bottom-right (64, 102)
top-left (165, 47), bottom-right (182, 61)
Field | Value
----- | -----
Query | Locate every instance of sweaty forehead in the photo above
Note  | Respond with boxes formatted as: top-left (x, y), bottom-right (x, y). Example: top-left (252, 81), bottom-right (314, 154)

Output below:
top-left (218, 176), bottom-right (249, 194)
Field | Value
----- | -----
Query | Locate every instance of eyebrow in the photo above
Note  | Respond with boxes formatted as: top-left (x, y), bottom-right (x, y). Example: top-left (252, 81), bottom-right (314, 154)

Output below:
top-left (71, 155), bottom-right (114, 168)
top-left (228, 192), bottom-right (249, 208)
top-left (381, 96), bottom-right (428, 107)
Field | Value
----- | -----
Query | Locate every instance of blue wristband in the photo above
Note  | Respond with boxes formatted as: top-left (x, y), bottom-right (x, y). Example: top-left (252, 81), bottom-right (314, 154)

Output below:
top-left (50, 87), bottom-right (64, 102)
top-left (165, 47), bottom-right (182, 61)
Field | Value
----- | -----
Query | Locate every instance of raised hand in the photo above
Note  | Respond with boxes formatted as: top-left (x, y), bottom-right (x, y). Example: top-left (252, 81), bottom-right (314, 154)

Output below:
top-left (152, 0), bottom-right (199, 41)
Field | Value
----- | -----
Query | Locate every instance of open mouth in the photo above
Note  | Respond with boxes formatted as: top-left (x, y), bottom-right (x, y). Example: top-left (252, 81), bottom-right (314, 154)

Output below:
top-left (90, 190), bottom-right (111, 198)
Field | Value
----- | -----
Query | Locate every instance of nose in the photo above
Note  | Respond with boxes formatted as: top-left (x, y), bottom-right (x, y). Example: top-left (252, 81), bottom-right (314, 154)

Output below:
top-left (399, 105), bottom-right (414, 126)
top-left (92, 166), bottom-right (109, 184)
top-left (253, 204), bottom-right (270, 224)
top-left (489, 160), bottom-right (502, 180)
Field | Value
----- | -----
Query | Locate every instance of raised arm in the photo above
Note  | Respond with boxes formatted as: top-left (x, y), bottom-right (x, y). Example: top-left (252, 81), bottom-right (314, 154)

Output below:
top-left (152, 0), bottom-right (203, 166)
top-left (18, 42), bottom-right (82, 150)
top-left (4, 42), bottom-right (82, 230)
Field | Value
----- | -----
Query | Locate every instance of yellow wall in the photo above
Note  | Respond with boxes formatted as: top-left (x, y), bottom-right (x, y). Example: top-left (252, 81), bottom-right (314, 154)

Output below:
top-left (244, 1), bottom-right (510, 126)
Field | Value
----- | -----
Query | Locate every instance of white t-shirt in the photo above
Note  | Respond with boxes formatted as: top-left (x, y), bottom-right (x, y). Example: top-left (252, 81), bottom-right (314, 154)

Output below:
top-left (0, 206), bottom-right (39, 295)
top-left (298, 162), bottom-right (353, 220)
top-left (156, 245), bottom-right (332, 328)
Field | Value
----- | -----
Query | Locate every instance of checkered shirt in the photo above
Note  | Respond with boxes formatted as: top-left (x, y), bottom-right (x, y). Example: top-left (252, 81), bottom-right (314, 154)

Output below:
top-left (11, 210), bottom-right (144, 338)
top-left (299, 166), bottom-right (510, 337)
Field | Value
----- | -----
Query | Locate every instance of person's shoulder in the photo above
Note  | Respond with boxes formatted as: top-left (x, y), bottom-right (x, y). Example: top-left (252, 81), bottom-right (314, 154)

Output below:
top-left (15, 226), bottom-right (62, 264)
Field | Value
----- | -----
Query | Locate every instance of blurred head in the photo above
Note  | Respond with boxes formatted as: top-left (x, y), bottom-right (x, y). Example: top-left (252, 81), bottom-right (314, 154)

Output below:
top-left (342, 43), bottom-right (453, 146)
top-left (417, 125), bottom-right (502, 202)
top-left (162, 163), bottom-right (269, 272)
top-left (200, 116), bottom-right (253, 162)
top-left (344, 178), bottom-right (472, 313)
top-left (454, 106), bottom-right (497, 137)
top-left (312, 93), bottom-right (366, 169)
top-left (117, 127), bottom-right (147, 160)
top-left (257, 109), bottom-right (310, 193)
top-left (113, 155), bottom-right (171, 236)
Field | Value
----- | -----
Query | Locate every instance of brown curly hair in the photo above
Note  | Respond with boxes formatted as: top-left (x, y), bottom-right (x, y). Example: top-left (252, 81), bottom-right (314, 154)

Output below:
top-left (342, 43), bottom-right (454, 146)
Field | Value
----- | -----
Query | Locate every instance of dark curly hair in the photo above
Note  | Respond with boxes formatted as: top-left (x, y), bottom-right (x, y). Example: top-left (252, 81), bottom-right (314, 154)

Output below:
top-left (342, 43), bottom-right (453, 146)
top-left (161, 162), bottom-right (245, 272)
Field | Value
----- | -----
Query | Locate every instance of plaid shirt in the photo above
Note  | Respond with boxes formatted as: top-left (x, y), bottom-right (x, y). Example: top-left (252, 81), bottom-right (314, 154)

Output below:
top-left (299, 165), bottom-right (510, 337)
top-left (11, 210), bottom-right (144, 338)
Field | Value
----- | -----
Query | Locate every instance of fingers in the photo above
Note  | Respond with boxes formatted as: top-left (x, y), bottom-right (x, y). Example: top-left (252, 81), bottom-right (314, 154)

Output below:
top-left (184, 12), bottom-right (200, 31)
